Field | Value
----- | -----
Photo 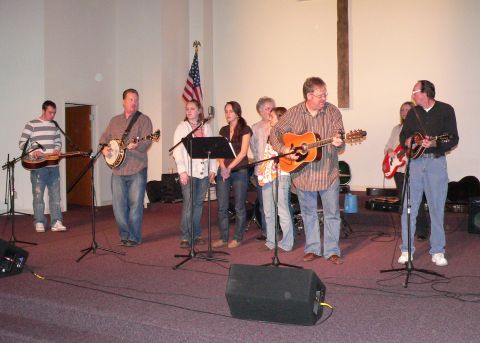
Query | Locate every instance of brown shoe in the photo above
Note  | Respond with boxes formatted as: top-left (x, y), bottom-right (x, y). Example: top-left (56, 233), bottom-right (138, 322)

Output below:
top-left (327, 254), bottom-right (344, 265)
top-left (212, 239), bottom-right (227, 248)
top-left (228, 239), bottom-right (241, 248)
top-left (303, 252), bottom-right (320, 262)
top-left (180, 240), bottom-right (190, 249)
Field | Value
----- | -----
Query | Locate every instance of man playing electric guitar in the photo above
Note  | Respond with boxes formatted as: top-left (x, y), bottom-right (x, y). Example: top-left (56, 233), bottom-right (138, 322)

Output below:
top-left (398, 80), bottom-right (459, 267)
top-left (270, 77), bottom-right (345, 264)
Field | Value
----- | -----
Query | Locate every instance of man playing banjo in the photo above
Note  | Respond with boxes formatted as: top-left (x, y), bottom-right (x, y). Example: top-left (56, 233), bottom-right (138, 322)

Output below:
top-left (100, 88), bottom-right (153, 247)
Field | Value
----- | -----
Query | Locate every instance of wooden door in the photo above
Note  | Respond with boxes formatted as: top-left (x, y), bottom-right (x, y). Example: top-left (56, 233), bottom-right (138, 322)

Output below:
top-left (66, 105), bottom-right (92, 206)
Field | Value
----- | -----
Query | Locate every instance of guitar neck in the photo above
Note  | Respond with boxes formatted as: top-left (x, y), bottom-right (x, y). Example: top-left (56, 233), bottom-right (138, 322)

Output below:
top-left (307, 137), bottom-right (334, 149)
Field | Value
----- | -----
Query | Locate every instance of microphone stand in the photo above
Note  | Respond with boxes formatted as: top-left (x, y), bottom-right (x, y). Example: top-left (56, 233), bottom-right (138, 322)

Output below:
top-left (380, 139), bottom-right (444, 287)
top-left (52, 120), bottom-right (81, 151)
top-left (171, 117), bottom-right (228, 269)
top-left (76, 146), bottom-right (125, 262)
top-left (260, 155), bottom-right (301, 269)
top-left (1, 146), bottom-right (41, 246)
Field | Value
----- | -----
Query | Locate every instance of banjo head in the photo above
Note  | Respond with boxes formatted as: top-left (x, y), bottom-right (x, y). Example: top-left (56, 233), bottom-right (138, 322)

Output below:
top-left (104, 139), bottom-right (126, 168)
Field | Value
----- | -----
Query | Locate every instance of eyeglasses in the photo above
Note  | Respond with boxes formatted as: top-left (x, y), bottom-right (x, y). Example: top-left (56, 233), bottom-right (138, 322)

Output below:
top-left (311, 92), bottom-right (328, 99)
top-left (412, 90), bottom-right (422, 95)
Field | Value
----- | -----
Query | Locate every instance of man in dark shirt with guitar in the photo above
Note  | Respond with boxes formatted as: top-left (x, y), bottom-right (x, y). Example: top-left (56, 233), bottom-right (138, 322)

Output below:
top-left (398, 80), bottom-right (459, 267)
top-left (270, 77), bottom-right (345, 264)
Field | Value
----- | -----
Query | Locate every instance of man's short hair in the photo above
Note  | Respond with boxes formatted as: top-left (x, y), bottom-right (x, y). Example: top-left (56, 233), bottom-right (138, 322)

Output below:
top-left (122, 88), bottom-right (139, 99)
top-left (302, 77), bottom-right (326, 100)
top-left (42, 100), bottom-right (56, 111)
top-left (419, 80), bottom-right (435, 99)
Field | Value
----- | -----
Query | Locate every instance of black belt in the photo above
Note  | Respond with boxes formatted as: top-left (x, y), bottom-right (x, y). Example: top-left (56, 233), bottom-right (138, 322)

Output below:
top-left (421, 153), bottom-right (442, 159)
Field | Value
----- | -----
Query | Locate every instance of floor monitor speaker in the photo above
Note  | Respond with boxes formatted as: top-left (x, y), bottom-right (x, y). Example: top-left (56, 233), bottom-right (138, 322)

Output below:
top-left (225, 264), bottom-right (326, 325)
top-left (0, 239), bottom-right (29, 278)
top-left (468, 197), bottom-right (480, 234)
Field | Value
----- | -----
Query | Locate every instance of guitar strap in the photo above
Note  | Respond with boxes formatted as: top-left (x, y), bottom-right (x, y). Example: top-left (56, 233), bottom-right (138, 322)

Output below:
top-left (411, 106), bottom-right (428, 136)
top-left (120, 111), bottom-right (141, 145)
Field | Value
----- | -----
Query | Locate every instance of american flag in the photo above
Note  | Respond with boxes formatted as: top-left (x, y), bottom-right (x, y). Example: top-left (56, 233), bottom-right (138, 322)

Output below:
top-left (182, 50), bottom-right (203, 103)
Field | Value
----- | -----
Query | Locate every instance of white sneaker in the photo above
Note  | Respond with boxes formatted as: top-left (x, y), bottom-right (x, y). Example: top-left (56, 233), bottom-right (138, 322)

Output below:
top-left (397, 251), bottom-right (413, 264)
top-left (432, 253), bottom-right (448, 266)
top-left (51, 221), bottom-right (67, 232)
top-left (35, 222), bottom-right (45, 233)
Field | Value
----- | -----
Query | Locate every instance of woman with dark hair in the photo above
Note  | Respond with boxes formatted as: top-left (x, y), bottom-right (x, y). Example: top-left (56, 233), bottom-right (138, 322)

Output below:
top-left (173, 100), bottom-right (217, 248)
top-left (213, 101), bottom-right (252, 248)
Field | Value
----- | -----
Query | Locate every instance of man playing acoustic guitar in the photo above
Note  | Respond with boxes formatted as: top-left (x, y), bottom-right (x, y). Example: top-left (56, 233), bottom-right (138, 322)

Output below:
top-left (398, 80), bottom-right (459, 267)
top-left (19, 100), bottom-right (66, 233)
top-left (270, 77), bottom-right (345, 264)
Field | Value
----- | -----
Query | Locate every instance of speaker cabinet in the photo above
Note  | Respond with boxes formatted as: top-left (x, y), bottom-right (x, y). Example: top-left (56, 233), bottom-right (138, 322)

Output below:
top-left (468, 197), bottom-right (480, 234)
top-left (225, 264), bottom-right (326, 325)
top-left (0, 239), bottom-right (29, 278)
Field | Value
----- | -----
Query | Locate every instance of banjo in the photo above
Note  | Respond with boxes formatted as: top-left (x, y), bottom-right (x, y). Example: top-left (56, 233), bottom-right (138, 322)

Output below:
top-left (104, 129), bottom-right (160, 169)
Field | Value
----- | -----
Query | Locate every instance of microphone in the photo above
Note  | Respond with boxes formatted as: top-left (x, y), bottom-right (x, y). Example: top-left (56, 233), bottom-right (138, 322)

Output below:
top-left (201, 106), bottom-right (215, 124)
top-left (208, 106), bottom-right (215, 118)
top-left (34, 142), bottom-right (46, 151)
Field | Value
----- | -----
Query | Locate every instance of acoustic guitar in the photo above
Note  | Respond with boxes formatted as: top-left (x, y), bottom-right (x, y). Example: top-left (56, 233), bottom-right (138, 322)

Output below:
top-left (22, 151), bottom-right (89, 170)
top-left (279, 130), bottom-right (367, 173)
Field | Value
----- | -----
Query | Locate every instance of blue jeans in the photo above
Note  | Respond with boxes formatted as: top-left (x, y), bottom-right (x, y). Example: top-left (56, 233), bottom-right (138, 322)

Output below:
top-left (255, 178), bottom-right (267, 235)
top-left (180, 176), bottom-right (209, 241)
top-left (262, 175), bottom-right (295, 251)
top-left (111, 168), bottom-right (147, 243)
top-left (216, 168), bottom-right (248, 242)
top-left (296, 179), bottom-right (341, 258)
top-left (401, 156), bottom-right (448, 255)
top-left (30, 166), bottom-right (62, 225)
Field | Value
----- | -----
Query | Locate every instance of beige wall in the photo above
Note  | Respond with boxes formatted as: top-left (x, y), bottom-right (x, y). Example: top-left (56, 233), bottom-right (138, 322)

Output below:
top-left (212, 0), bottom-right (480, 189)
top-left (1, 0), bottom-right (45, 214)
top-left (1, 0), bottom-right (479, 214)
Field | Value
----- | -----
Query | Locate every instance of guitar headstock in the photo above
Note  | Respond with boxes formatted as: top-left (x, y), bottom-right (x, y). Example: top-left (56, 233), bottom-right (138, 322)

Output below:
top-left (150, 129), bottom-right (161, 142)
top-left (437, 134), bottom-right (452, 143)
top-left (345, 129), bottom-right (367, 144)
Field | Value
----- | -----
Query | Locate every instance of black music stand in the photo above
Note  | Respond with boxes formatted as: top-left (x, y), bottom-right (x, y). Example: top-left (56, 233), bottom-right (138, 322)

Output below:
top-left (380, 140), bottom-right (444, 287)
top-left (173, 136), bottom-right (235, 270)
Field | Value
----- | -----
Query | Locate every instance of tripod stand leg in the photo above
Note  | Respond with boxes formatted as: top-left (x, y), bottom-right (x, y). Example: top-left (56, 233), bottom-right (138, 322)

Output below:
top-left (340, 212), bottom-right (353, 238)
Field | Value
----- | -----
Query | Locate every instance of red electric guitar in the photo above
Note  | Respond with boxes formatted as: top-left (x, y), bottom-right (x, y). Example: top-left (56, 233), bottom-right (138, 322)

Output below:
top-left (382, 144), bottom-right (406, 178)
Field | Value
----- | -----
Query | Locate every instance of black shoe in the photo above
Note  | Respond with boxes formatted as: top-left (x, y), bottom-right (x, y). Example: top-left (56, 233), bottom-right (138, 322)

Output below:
top-left (125, 240), bottom-right (139, 247)
top-left (255, 234), bottom-right (267, 241)
top-left (416, 235), bottom-right (427, 241)
top-left (118, 240), bottom-right (128, 246)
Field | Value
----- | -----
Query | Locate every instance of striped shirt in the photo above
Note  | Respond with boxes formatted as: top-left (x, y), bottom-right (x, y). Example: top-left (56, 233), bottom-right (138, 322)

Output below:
top-left (19, 118), bottom-right (62, 161)
top-left (269, 101), bottom-right (344, 191)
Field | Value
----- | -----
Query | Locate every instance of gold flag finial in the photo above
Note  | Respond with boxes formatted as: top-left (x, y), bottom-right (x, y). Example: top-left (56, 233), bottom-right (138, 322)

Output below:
top-left (193, 41), bottom-right (201, 53)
